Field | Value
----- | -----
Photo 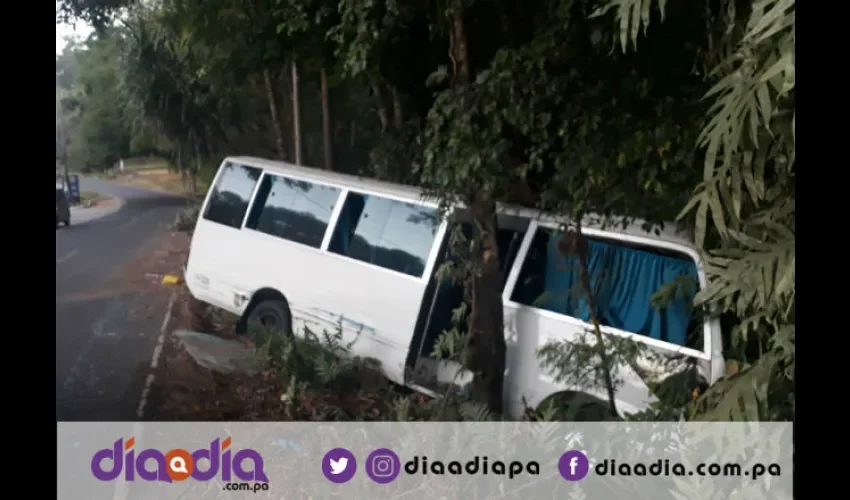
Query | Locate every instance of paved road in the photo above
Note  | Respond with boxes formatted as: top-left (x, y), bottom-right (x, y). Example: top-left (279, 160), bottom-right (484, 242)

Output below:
top-left (56, 178), bottom-right (190, 421)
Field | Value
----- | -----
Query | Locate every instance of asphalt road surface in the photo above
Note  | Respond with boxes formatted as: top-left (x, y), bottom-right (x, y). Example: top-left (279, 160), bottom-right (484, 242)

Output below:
top-left (56, 177), bottom-right (190, 421)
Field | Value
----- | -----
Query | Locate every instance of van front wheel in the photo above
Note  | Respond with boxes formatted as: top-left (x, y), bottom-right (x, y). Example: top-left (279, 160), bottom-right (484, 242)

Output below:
top-left (244, 299), bottom-right (293, 339)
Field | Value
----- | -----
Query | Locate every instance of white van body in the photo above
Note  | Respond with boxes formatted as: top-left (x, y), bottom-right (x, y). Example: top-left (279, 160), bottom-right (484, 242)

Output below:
top-left (185, 157), bottom-right (725, 419)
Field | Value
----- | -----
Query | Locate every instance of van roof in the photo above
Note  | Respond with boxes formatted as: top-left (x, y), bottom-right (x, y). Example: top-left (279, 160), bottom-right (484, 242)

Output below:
top-left (228, 156), bottom-right (697, 250)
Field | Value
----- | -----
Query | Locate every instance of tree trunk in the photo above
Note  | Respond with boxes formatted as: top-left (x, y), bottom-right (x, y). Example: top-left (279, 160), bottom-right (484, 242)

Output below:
top-left (564, 226), bottom-right (619, 417)
top-left (468, 200), bottom-right (507, 414)
top-left (389, 85), bottom-right (404, 129)
top-left (276, 67), bottom-right (294, 160)
top-left (192, 141), bottom-right (200, 195)
top-left (449, 8), bottom-right (506, 415)
top-left (350, 121), bottom-right (356, 148)
top-left (263, 68), bottom-right (287, 161)
top-left (176, 146), bottom-right (185, 190)
top-left (320, 67), bottom-right (333, 170)
top-left (291, 60), bottom-right (303, 165)
top-left (449, 9), bottom-right (471, 85)
top-left (369, 76), bottom-right (390, 132)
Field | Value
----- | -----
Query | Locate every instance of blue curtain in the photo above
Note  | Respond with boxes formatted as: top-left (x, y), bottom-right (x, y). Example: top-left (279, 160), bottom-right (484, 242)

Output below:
top-left (542, 235), bottom-right (698, 346)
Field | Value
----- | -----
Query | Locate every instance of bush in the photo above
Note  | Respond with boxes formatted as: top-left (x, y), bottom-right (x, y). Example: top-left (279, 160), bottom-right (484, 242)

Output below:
top-left (173, 203), bottom-right (200, 232)
top-left (178, 287), bottom-right (617, 422)
top-left (239, 322), bottom-right (504, 422)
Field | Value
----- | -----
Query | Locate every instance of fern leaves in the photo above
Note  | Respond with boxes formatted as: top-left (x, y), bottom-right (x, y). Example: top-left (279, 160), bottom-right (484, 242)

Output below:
top-left (601, 0), bottom-right (795, 421)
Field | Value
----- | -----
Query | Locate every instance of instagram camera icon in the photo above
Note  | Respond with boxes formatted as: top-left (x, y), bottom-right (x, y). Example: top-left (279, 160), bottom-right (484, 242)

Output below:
top-left (365, 448), bottom-right (400, 484)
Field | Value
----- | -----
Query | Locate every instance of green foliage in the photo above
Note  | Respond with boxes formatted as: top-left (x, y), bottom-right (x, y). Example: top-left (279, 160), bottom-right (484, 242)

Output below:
top-left (61, 0), bottom-right (794, 423)
top-left (57, 0), bottom-right (132, 29)
top-left (172, 203), bottom-right (201, 232)
top-left (120, 9), bottom-right (231, 179)
top-left (250, 322), bottom-right (496, 422)
top-left (58, 33), bottom-right (133, 172)
top-left (597, 0), bottom-right (795, 421)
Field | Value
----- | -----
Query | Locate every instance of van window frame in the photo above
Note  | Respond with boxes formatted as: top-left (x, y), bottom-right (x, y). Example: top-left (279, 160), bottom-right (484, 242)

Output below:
top-left (233, 163), bottom-right (448, 285)
top-left (198, 159), bottom-right (229, 223)
top-left (199, 160), bottom-right (265, 230)
top-left (501, 219), bottom-right (712, 361)
top-left (240, 170), bottom-right (344, 249)
top-left (321, 188), bottom-right (449, 283)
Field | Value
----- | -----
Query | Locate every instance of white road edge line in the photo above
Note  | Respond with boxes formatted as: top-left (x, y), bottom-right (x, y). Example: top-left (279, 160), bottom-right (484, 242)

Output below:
top-left (56, 250), bottom-right (78, 264)
top-left (136, 288), bottom-right (178, 418)
top-left (113, 289), bottom-right (177, 500)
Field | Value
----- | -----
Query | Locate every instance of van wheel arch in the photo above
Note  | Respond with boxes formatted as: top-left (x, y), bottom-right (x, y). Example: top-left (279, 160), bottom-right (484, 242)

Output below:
top-left (237, 288), bottom-right (293, 335)
top-left (533, 391), bottom-right (622, 421)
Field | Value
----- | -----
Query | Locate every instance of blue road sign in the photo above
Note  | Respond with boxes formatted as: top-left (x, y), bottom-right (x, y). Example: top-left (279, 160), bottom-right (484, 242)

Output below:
top-left (68, 175), bottom-right (80, 203)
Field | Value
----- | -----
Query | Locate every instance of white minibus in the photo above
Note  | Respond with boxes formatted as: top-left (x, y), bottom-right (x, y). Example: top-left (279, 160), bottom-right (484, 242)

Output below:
top-left (185, 157), bottom-right (726, 419)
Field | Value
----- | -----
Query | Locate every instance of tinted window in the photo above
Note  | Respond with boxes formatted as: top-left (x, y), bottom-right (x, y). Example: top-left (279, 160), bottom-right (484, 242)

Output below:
top-left (245, 174), bottom-right (341, 249)
top-left (511, 228), bottom-right (701, 348)
top-left (203, 163), bottom-right (262, 229)
top-left (329, 193), bottom-right (439, 277)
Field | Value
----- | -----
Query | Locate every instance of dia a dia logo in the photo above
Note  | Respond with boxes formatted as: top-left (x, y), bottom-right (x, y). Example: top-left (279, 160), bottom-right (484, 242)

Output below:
top-left (90, 436), bottom-right (269, 483)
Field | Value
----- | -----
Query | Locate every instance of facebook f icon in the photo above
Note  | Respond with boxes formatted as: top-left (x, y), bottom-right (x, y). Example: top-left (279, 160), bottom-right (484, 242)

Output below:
top-left (558, 451), bottom-right (589, 481)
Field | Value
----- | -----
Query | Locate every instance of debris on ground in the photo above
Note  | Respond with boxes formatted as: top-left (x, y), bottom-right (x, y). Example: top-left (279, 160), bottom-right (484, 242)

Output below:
top-left (161, 274), bottom-right (183, 285)
top-left (149, 286), bottom-right (414, 421)
top-left (174, 330), bottom-right (263, 375)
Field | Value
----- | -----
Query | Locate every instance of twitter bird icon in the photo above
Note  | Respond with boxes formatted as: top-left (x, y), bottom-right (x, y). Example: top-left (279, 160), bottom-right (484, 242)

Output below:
top-left (322, 448), bottom-right (357, 484)
top-left (330, 457), bottom-right (348, 474)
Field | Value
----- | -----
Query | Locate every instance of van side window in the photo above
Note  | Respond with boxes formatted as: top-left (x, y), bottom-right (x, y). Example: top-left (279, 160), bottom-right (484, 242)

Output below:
top-left (329, 192), bottom-right (439, 278)
top-left (511, 228), bottom-right (701, 348)
top-left (245, 174), bottom-right (341, 249)
top-left (203, 162), bottom-right (262, 229)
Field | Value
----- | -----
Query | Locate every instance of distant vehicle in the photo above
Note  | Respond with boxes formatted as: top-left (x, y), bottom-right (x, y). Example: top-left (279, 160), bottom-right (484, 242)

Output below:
top-left (56, 188), bottom-right (71, 228)
top-left (184, 156), bottom-right (725, 419)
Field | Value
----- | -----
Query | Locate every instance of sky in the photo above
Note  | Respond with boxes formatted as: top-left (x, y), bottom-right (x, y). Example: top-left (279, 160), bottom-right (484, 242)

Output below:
top-left (56, 19), bottom-right (92, 56)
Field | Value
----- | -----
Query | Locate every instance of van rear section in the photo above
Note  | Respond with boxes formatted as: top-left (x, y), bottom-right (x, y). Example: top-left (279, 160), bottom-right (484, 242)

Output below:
top-left (184, 158), bottom-right (448, 387)
top-left (184, 156), bottom-right (724, 419)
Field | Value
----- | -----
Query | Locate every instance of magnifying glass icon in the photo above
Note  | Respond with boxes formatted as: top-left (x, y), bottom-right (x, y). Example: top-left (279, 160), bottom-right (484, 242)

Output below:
top-left (170, 456), bottom-right (189, 473)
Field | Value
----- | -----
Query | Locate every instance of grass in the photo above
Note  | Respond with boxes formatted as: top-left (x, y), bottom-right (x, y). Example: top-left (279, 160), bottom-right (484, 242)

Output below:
top-left (122, 156), bottom-right (170, 171)
top-left (100, 157), bottom-right (212, 199)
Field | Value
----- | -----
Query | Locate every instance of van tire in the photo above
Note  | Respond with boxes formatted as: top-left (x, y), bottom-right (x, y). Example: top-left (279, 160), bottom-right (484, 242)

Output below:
top-left (244, 299), bottom-right (293, 339)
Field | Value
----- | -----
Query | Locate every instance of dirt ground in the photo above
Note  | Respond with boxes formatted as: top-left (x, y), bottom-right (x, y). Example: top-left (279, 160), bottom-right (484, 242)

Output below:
top-left (143, 229), bottom-right (298, 421)
top-left (115, 230), bottom-right (194, 291)
top-left (146, 284), bottom-right (401, 421)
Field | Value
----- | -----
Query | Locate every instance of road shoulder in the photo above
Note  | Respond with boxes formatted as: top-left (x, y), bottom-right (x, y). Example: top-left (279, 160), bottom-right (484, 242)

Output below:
top-left (67, 197), bottom-right (124, 225)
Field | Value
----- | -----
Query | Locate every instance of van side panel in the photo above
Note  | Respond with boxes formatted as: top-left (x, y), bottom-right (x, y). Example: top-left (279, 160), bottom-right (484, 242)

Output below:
top-left (237, 228), bottom-right (435, 383)
top-left (196, 169), bottom-right (449, 387)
